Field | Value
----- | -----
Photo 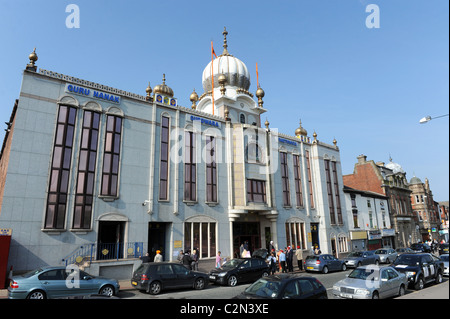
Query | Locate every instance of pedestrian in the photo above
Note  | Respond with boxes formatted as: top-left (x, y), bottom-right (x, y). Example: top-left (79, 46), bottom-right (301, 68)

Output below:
top-left (286, 246), bottom-right (294, 272)
top-left (177, 250), bottom-right (184, 263)
top-left (182, 250), bottom-right (192, 269)
top-left (140, 252), bottom-right (151, 263)
top-left (216, 251), bottom-right (222, 268)
top-left (314, 245), bottom-right (321, 255)
top-left (295, 245), bottom-right (303, 271)
top-left (268, 240), bottom-right (275, 252)
top-left (279, 249), bottom-right (286, 273)
top-left (154, 250), bottom-right (163, 262)
top-left (268, 252), bottom-right (277, 275)
top-left (191, 249), bottom-right (199, 271)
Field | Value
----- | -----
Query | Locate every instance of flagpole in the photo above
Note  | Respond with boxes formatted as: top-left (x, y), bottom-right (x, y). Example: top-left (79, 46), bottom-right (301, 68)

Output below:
top-left (256, 62), bottom-right (259, 88)
top-left (211, 41), bottom-right (215, 115)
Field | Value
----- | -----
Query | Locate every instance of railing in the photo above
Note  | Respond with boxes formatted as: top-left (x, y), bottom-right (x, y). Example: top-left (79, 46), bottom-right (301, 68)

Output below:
top-left (62, 242), bottom-right (144, 266)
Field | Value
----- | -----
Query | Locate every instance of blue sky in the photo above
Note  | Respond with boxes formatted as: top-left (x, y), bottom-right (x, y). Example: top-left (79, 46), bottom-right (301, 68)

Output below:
top-left (0, 0), bottom-right (448, 200)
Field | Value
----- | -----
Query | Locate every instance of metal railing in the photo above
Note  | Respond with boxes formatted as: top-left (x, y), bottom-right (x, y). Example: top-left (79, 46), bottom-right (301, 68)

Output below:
top-left (62, 242), bottom-right (144, 266)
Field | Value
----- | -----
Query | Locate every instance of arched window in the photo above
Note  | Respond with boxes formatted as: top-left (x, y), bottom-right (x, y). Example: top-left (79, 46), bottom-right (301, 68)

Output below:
top-left (240, 113), bottom-right (246, 124)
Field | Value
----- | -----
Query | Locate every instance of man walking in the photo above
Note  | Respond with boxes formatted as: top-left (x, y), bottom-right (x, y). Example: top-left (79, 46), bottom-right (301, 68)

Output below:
top-left (295, 245), bottom-right (303, 271)
top-left (279, 249), bottom-right (287, 273)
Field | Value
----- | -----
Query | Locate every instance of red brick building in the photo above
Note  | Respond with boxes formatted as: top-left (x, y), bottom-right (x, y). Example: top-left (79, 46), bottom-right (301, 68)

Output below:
top-left (343, 155), bottom-right (419, 248)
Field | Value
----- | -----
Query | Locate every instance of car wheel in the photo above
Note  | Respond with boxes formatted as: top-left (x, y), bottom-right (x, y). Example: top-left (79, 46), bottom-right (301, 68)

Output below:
top-left (27, 290), bottom-right (46, 299)
top-left (398, 284), bottom-right (406, 297)
top-left (322, 266), bottom-right (329, 274)
top-left (148, 281), bottom-right (162, 295)
top-left (99, 285), bottom-right (115, 296)
top-left (435, 272), bottom-right (443, 284)
top-left (194, 277), bottom-right (205, 290)
top-left (414, 276), bottom-right (424, 290)
top-left (228, 275), bottom-right (238, 287)
top-left (372, 291), bottom-right (379, 299)
top-left (262, 271), bottom-right (269, 277)
top-left (341, 264), bottom-right (347, 271)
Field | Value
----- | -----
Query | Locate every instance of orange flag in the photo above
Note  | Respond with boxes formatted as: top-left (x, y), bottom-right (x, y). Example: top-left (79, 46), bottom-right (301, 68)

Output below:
top-left (256, 63), bottom-right (259, 87)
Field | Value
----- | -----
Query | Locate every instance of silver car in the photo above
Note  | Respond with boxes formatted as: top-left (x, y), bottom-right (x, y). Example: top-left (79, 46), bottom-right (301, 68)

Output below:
top-left (332, 265), bottom-right (407, 299)
top-left (374, 248), bottom-right (398, 264)
top-left (440, 254), bottom-right (449, 277)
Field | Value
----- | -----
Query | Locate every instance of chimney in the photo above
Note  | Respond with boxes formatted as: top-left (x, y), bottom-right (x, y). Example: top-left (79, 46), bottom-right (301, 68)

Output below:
top-left (357, 154), bottom-right (367, 164)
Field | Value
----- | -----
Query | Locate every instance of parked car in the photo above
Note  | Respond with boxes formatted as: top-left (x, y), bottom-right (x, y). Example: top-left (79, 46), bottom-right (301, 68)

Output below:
top-left (374, 248), bottom-right (398, 264)
top-left (131, 262), bottom-right (208, 295)
top-left (304, 254), bottom-right (347, 273)
top-left (235, 274), bottom-right (327, 299)
top-left (440, 254), bottom-right (449, 277)
top-left (209, 258), bottom-right (269, 286)
top-left (332, 265), bottom-right (407, 299)
top-left (343, 251), bottom-right (380, 268)
top-left (395, 247), bottom-right (413, 255)
top-left (392, 253), bottom-right (444, 290)
top-left (8, 266), bottom-right (120, 299)
top-left (438, 243), bottom-right (449, 255)
top-left (410, 243), bottom-right (431, 253)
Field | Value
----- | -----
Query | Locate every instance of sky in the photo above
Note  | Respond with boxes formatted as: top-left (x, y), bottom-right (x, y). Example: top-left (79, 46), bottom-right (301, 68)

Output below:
top-left (0, 0), bottom-right (448, 201)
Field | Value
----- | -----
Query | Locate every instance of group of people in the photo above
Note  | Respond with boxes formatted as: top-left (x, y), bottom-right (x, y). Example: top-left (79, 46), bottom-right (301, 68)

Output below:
top-left (177, 249), bottom-right (200, 270)
top-left (267, 242), bottom-right (305, 274)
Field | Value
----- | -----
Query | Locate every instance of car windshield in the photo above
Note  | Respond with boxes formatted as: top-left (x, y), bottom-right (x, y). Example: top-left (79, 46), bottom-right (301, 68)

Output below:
top-left (440, 255), bottom-right (449, 262)
top-left (21, 268), bottom-right (44, 278)
top-left (244, 278), bottom-right (282, 298)
top-left (305, 256), bottom-right (319, 261)
top-left (221, 259), bottom-right (243, 269)
top-left (348, 268), bottom-right (379, 280)
top-left (348, 252), bottom-right (363, 257)
top-left (375, 249), bottom-right (387, 254)
top-left (393, 255), bottom-right (420, 266)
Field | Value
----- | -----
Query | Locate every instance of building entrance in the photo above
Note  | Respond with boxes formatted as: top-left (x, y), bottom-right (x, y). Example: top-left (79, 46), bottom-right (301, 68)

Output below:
top-left (148, 222), bottom-right (168, 261)
top-left (97, 221), bottom-right (125, 260)
top-left (233, 222), bottom-right (261, 258)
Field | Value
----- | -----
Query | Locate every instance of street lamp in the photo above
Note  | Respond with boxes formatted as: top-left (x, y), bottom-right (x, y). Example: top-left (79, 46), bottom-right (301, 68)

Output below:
top-left (419, 114), bottom-right (449, 124)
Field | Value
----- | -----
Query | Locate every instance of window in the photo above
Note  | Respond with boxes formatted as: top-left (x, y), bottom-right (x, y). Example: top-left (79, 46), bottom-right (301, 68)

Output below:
top-left (332, 161), bottom-right (343, 224)
top-left (280, 152), bottom-right (290, 206)
top-left (285, 221), bottom-right (306, 249)
top-left (184, 221), bottom-right (216, 259)
top-left (352, 209), bottom-right (359, 228)
top-left (45, 105), bottom-right (77, 229)
top-left (246, 179), bottom-right (266, 203)
top-left (184, 131), bottom-right (196, 201)
top-left (101, 115), bottom-right (122, 197)
top-left (159, 116), bottom-right (170, 200)
top-left (293, 155), bottom-right (303, 207)
top-left (324, 160), bottom-right (336, 224)
top-left (73, 110), bottom-right (100, 229)
top-left (240, 113), bottom-right (245, 124)
top-left (305, 150), bottom-right (314, 208)
top-left (206, 136), bottom-right (217, 202)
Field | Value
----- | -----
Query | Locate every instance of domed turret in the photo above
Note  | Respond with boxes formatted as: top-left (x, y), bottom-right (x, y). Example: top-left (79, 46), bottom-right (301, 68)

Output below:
top-left (295, 120), bottom-right (308, 137)
top-left (153, 74), bottom-right (174, 98)
top-left (410, 176), bottom-right (422, 184)
top-left (386, 157), bottom-right (405, 174)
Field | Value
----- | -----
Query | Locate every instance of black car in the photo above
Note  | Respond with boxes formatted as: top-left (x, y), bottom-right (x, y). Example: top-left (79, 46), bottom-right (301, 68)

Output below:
top-left (209, 258), bottom-right (270, 286)
top-left (235, 274), bottom-right (328, 299)
top-left (392, 253), bottom-right (444, 290)
top-left (131, 262), bottom-right (208, 295)
top-left (438, 243), bottom-right (449, 255)
top-left (410, 243), bottom-right (432, 253)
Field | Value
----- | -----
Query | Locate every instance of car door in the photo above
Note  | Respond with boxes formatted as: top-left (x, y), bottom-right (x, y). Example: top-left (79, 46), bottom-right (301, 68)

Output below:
top-left (38, 269), bottom-right (68, 298)
top-left (156, 264), bottom-right (177, 289)
top-left (172, 264), bottom-right (194, 288)
top-left (386, 268), bottom-right (402, 297)
top-left (297, 278), bottom-right (318, 299)
top-left (237, 259), bottom-right (252, 282)
top-left (421, 255), bottom-right (435, 281)
top-left (330, 256), bottom-right (341, 271)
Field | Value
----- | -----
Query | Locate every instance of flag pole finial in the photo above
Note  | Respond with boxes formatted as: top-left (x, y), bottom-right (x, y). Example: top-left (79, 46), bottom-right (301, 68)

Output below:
top-left (222, 27), bottom-right (229, 55)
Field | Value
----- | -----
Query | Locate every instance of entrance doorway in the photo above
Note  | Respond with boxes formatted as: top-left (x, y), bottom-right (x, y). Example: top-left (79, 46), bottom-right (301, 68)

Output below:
top-left (233, 222), bottom-right (261, 258)
top-left (148, 222), bottom-right (168, 261)
top-left (97, 221), bottom-right (125, 260)
top-left (311, 223), bottom-right (320, 249)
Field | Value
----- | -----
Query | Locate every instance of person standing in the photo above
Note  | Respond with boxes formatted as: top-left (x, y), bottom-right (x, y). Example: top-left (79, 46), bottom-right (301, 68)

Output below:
top-left (182, 250), bottom-right (192, 269)
top-left (216, 251), bottom-right (222, 268)
top-left (286, 246), bottom-right (294, 272)
top-left (191, 249), bottom-right (199, 271)
top-left (268, 252), bottom-right (277, 275)
top-left (295, 246), bottom-right (303, 271)
top-left (154, 250), bottom-right (163, 262)
top-left (279, 249), bottom-right (286, 273)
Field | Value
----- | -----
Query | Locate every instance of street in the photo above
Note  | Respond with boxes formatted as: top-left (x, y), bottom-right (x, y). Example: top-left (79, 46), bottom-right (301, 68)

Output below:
top-left (117, 269), bottom-right (449, 299)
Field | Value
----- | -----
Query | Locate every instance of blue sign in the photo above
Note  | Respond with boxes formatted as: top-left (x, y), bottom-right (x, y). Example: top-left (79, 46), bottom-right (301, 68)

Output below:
top-left (278, 137), bottom-right (297, 146)
top-left (190, 115), bottom-right (220, 128)
top-left (65, 84), bottom-right (120, 103)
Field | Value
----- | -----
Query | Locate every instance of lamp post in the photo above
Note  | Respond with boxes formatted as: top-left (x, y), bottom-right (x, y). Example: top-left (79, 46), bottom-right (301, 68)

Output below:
top-left (419, 114), bottom-right (449, 124)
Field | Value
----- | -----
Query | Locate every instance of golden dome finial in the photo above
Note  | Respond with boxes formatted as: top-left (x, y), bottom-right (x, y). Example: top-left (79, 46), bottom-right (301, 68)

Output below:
top-left (256, 86), bottom-right (265, 107)
top-left (265, 118), bottom-right (270, 129)
top-left (222, 27), bottom-right (230, 56)
top-left (153, 73), bottom-right (174, 98)
top-left (295, 119), bottom-right (308, 137)
top-left (145, 82), bottom-right (152, 101)
top-left (333, 137), bottom-right (337, 146)
top-left (190, 88), bottom-right (199, 109)
top-left (26, 47), bottom-right (38, 71)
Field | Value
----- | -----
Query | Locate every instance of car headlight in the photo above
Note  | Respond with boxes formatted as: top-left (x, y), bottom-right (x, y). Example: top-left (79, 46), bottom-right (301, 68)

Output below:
top-left (355, 289), bottom-right (370, 295)
top-left (333, 285), bottom-right (340, 292)
top-left (406, 271), bottom-right (416, 278)
top-left (218, 272), bottom-right (227, 277)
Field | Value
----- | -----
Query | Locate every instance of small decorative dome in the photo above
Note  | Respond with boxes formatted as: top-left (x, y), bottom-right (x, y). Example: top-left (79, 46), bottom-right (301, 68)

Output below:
top-left (256, 86), bottom-right (265, 99)
top-left (189, 88), bottom-right (199, 103)
top-left (386, 157), bottom-right (405, 174)
top-left (295, 120), bottom-right (308, 137)
top-left (29, 48), bottom-right (38, 63)
top-left (410, 176), bottom-right (422, 184)
top-left (153, 74), bottom-right (174, 97)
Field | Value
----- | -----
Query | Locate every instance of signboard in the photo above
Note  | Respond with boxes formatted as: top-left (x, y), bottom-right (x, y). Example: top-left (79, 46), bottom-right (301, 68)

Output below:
top-left (154, 93), bottom-right (177, 107)
top-left (0, 228), bottom-right (12, 236)
top-left (368, 230), bottom-right (382, 240)
top-left (65, 83), bottom-right (120, 103)
top-left (188, 115), bottom-right (221, 128)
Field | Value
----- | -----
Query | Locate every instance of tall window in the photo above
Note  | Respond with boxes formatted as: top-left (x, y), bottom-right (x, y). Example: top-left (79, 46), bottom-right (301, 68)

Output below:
top-left (73, 110), bottom-right (100, 229)
top-left (285, 221), bottom-right (306, 250)
top-left (280, 152), bottom-right (290, 206)
top-left (351, 194), bottom-right (359, 228)
top-left (159, 116), bottom-right (170, 200)
top-left (293, 155), bottom-right (303, 207)
top-left (101, 115), bottom-right (122, 197)
top-left (184, 221), bottom-right (216, 258)
top-left (332, 161), bottom-right (343, 224)
top-left (305, 150), bottom-right (314, 208)
top-left (324, 160), bottom-right (336, 224)
top-left (247, 179), bottom-right (266, 203)
top-left (45, 105), bottom-right (77, 229)
top-left (206, 136), bottom-right (217, 202)
top-left (184, 131), bottom-right (196, 201)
